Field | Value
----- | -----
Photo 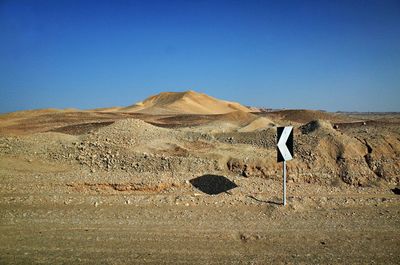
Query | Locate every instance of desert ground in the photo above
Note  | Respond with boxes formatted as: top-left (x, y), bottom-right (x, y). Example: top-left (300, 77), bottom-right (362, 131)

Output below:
top-left (0, 91), bottom-right (399, 264)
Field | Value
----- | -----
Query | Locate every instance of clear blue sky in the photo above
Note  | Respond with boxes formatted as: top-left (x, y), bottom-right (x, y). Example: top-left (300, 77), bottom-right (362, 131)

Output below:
top-left (1, 0), bottom-right (399, 113)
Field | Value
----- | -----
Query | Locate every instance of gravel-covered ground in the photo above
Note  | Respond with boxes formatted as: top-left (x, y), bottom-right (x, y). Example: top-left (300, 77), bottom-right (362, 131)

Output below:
top-left (0, 110), bottom-right (399, 264)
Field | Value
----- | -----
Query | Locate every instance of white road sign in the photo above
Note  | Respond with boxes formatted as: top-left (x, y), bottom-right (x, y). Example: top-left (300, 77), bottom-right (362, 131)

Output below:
top-left (277, 126), bottom-right (294, 162)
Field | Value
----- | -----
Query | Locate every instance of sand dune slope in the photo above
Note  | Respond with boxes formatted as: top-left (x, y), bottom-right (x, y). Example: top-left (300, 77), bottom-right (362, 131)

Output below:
top-left (238, 117), bottom-right (275, 132)
top-left (119, 91), bottom-right (254, 114)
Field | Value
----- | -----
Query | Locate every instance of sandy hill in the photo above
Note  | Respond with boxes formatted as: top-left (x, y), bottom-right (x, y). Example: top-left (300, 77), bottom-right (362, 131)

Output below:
top-left (118, 90), bottom-right (254, 115)
top-left (213, 110), bottom-right (257, 123)
top-left (0, 108), bottom-right (77, 119)
top-left (238, 117), bottom-right (275, 132)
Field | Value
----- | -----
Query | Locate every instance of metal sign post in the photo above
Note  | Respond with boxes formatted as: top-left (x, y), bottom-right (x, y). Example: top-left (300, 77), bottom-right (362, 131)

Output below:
top-left (283, 160), bottom-right (287, 206)
top-left (277, 126), bottom-right (294, 206)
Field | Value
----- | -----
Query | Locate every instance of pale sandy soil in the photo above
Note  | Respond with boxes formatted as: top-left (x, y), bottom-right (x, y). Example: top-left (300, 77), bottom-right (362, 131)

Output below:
top-left (0, 92), bottom-right (399, 264)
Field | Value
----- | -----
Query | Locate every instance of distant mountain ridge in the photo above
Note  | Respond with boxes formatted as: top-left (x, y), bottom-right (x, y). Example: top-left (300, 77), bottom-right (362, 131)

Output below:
top-left (1, 91), bottom-right (258, 116)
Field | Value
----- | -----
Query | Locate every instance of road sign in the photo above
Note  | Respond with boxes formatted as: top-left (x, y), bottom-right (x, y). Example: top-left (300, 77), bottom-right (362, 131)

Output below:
top-left (277, 126), bottom-right (294, 206)
top-left (277, 126), bottom-right (293, 162)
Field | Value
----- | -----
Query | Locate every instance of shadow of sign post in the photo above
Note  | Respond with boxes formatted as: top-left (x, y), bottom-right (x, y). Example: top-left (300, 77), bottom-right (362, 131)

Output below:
top-left (190, 175), bottom-right (238, 195)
